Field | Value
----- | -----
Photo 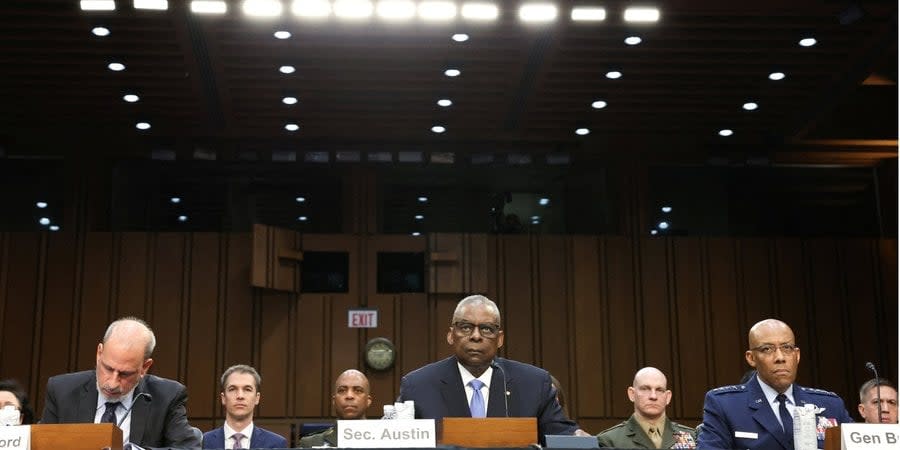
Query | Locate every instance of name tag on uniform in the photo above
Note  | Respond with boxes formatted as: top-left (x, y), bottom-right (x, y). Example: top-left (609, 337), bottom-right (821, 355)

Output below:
top-left (735, 431), bottom-right (758, 439)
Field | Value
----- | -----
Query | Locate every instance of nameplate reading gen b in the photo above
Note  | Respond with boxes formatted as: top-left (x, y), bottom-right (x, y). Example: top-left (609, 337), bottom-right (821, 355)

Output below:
top-left (842, 423), bottom-right (900, 450)
top-left (338, 419), bottom-right (436, 448)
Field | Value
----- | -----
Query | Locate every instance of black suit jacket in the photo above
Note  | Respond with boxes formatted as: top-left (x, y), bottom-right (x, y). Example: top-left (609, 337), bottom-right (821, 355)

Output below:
top-left (398, 356), bottom-right (577, 443)
top-left (41, 370), bottom-right (199, 450)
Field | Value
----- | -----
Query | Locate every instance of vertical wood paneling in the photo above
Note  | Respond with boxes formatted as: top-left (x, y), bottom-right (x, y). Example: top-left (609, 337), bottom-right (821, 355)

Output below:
top-left (705, 238), bottom-right (744, 387)
top-left (603, 236), bottom-right (639, 419)
top-left (116, 233), bottom-right (149, 317)
top-left (877, 240), bottom-right (898, 379)
top-left (150, 233), bottom-right (186, 380)
top-left (77, 232), bottom-right (114, 370)
top-left (639, 238), bottom-right (673, 378)
top-left (500, 235), bottom-right (535, 363)
top-left (329, 295), bottom-right (361, 403)
top-left (258, 290), bottom-right (292, 417)
top-left (570, 236), bottom-right (604, 418)
top-left (671, 238), bottom-right (708, 418)
top-left (1, 233), bottom-right (40, 388)
top-left (398, 293), bottom-right (430, 377)
top-left (366, 294), bottom-right (400, 413)
top-left (536, 236), bottom-right (571, 389)
top-left (433, 294), bottom-right (459, 361)
top-left (771, 239), bottom-right (815, 386)
top-left (37, 232), bottom-right (78, 400)
top-left (294, 295), bottom-right (326, 417)
top-left (806, 239), bottom-right (849, 394)
top-left (184, 233), bottom-right (221, 418)
top-left (737, 238), bottom-right (775, 324)
top-left (222, 233), bottom-right (254, 368)
top-left (841, 240), bottom-right (881, 375)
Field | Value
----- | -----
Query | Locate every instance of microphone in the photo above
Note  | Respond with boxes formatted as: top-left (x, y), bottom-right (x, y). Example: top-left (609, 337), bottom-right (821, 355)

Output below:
top-left (491, 360), bottom-right (509, 417)
top-left (865, 362), bottom-right (883, 422)
top-left (117, 392), bottom-right (153, 429)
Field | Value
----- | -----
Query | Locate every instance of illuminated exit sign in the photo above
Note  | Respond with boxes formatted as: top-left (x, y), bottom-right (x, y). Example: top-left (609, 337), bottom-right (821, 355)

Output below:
top-left (348, 309), bottom-right (378, 328)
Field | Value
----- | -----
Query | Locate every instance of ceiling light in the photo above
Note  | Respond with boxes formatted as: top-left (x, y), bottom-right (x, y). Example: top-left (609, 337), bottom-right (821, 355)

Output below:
top-left (431, 125), bottom-right (446, 133)
top-left (191, 1), bottom-right (227, 13)
top-left (418, 196), bottom-right (428, 202)
top-left (571, 7), bottom-right (605, 21)
top-left (461, 3), bottom-right (498, 20)
top-left (575, 128), bottom-right (590, 136)
top-left (108, 62), bottom-right (126, 72)
top-left (279, 65), bottom-right (296, 74)
top-left (333, 0), bottom-right (374, 18)
top-left (285, 123), bottom-right (299, 131)
top-left (377, 0), bottom-right (416, 19)
top-left (538, 198), bottom-right (549, 206)
top-left (36, 202), bottom-right (48, 208)
top-left (444, 68), bottom-right (461, 77)
top-left (134, 0), bottom-right (168, 10)
top-left (624, 36), bottom-right (642, 45)
top-left (243, 0), bottom-right (283, 17)
top-left (519, 4), bottom-right (558, 22)
top-left (650, 229), bottom-right (658, 235)
top-left (49, 225), bottom-right (61, 231)
top-left (591, 100), bottom-right (607, 109)
top-left (661, 206), bottom-right (672, 213)
top-left (799, 37), bottom-right (817, 47)
top-left (658, 221), bottom-right (669, 230)
top-left (170, 197), bottom-right (181, 203)
top-left (606, 71), bottom-right (622, 79)
top-left (178, 215), bottom-right (188, 222)
top-left (419, 1), bottom-right (457, 21)
top-left (415, 214), bottom-right (424, 220)
top-left (624, 7), bottom-right (659, 23)
top-left (296, 196), bottom-right (306, 202)
top-left (282, 96), bottom-right (298, 104)
top-left (92, 26), bottom-right (111, 37)
top-left (411, 231), bottom-right (421, 236)
top-left (274, 30), bottom-right (292, 39)
top-left (136, 122), bottom-right (151, 130)
top-left (123, 94), bottom-right (140, 103)
top-left (297, 215), bottom-right (308, 221)
top-left (768, 72), bottom-right (785, 81)
top-left (292, 0), bottom-right (331, 17)
top-left (39, 217), bottom-right (51, 226)
top-left (81, 1), bottom-right (116, 10)
top-left (452, 33), bottom-right (469, 42)
top-left (437, 99), bottom-right (452, 107)
top-left (718, 129), bottom-right (733, 137)
top-left (742, 102), bottom-right (758, 111)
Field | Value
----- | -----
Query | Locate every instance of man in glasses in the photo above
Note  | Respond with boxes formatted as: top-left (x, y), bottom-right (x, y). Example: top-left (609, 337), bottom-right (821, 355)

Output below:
top-left (698, 319), bottom-right (853, 450)
top-left (398, 295), bottom-right (587, 445)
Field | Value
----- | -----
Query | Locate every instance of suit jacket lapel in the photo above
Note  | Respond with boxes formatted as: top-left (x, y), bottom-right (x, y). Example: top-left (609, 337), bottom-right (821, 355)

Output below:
top-left (129, 380), bottom-right (150, 444)
top-left (748, 378), bottom-right (791, 450)
top-left (78, 375), bottom-right (100, 423)
top-left (625, 415), bottom-right (654, 449)
top-left (440, 358), bottom-right (470, 416)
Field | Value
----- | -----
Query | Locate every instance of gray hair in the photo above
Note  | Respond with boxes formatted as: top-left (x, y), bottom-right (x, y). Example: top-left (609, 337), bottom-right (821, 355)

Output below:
top-left (103, 317), bottom-right (156, 359)
top-left (221, 364), bottom-right (262, 391)
top-left (451, 295), bottom-right (501, 325)
top-left (859, 377), bottom-right (896, 403)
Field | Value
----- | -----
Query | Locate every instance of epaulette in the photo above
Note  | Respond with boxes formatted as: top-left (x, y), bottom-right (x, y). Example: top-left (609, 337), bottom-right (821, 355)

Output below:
top-left (708, 384), bottom-right (746, 395)
top-left (671, 421), bottom-right (696, 433)
top-left (596, 422), bottom-right (627, 435)
top-left (798, 386), bottom-right (840, 397)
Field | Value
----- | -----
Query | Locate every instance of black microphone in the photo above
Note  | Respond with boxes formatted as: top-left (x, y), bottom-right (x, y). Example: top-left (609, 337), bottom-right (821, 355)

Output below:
top-left (491, 360), bottom-right (509, 417)
top-left (865, 362), bottom-right (883, 422)
top-left (117, 392), bottom-right (153, 429)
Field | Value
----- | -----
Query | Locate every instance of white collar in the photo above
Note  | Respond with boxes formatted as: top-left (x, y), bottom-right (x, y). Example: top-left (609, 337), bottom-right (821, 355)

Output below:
top-left (457, 361), bottom-right (493, 389)
top-left (757, 375), bottom-right (795, 406)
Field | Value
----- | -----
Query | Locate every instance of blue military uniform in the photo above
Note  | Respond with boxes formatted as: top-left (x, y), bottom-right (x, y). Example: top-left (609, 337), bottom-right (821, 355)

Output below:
top-left (698, 376), bottom-right (853, 449)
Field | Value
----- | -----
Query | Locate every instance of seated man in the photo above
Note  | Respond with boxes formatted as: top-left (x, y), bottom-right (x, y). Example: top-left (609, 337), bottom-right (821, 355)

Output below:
top-left (300, 369), bottom-right (373, 447)
top-left (596, 367), bottom-right (696, 449)
top-left (698, 318), bottom-right (853, 450)
top-left (858, 377), bottom-right (898, 424)
top-left (203, 365), bottom-right (287, 449)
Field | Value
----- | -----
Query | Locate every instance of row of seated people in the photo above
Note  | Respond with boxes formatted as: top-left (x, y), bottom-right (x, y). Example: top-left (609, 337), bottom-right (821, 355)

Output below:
top-left (1, 296), bottom-right (897, 449)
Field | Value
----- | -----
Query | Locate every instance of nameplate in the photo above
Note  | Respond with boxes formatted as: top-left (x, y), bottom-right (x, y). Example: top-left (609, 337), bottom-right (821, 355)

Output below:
top-left (0, 425), bottom-right (30, 449)
top-left (842, 423), bottom-right (900, 450)
top-left (337, 419), bottom-right (436, 448)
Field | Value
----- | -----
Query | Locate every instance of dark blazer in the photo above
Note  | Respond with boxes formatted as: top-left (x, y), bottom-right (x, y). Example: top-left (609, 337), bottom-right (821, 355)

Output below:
top-left (40, 370), bottom-right (200, 450)
top-left (202, 425), bottom-right (287, 449)
top-left (698, 376), bottom-right (853, 450)
top-left (398, 356), bottom-right (577, 444)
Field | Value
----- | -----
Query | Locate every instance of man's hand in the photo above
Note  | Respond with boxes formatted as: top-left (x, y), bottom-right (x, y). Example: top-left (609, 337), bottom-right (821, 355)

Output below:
top-left (574, 429), bottom-right (592, 437)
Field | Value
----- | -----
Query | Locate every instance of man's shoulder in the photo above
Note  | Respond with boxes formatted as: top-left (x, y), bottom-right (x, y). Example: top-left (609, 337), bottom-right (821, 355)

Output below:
top-left (142, 374), bottom-right (187, 393)
top-left (402, 356), bottom-right (456, 380)
top-left (670, 420), bottom-right (697, 435)
top-left (596, 421), bottom-right (628, 436)
top-left (796, 385), bottom-right (842, 400)
top-left (255, 426), bottom-right (288, 445)
top-left (706, 384), bottom-right (748, 397)
top-left (48, 370), bottom-right (93, 384)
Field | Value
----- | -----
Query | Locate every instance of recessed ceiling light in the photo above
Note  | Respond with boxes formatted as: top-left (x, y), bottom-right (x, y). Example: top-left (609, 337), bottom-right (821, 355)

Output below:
top-left (243, 0), bottom-right (284, 17)
top-left (92, 26), bottom-right (111, 37)
top-left (285, 123), bottom-right (299, 131)
top-left (591, 100), bottom-right (607, 109)
top-left (624, 36), bottom-right (642, 45)
top-left (624, 7), bottom-right (660, 23)
top-left (417, 196), bottom-right (428, 202)
top-left (333, 0), bottom-right (374, 19)
top-left (178, 215), bottom-right (188, 222)
top-left (279, 65), bottom-right (296, 74)
top-left (282, 96), bottom-right (298, 105)
top-left (170, 197), bottom-right (181, 203)
top-left (461, 3), bottom-right (498, 20)
top-left (49, 225), bottom-right (60, 231)
top-left (437, 99), bottom-right (452, 107)
top-left (650, 229), bottom-right (658, 235)
top-left (292, 0), bottom-right (331, 17)
top-left (768, 72), bottom-right (785, 81)
top-left (742, 102), bottom-right (758, 111)
top-left (519, 4), bottom-right (558, 22)
top-left (191, 1), bottom-right (228, 14)
top-left (411, 231), bottom-right (421, 236)
top-left (571, 7), bottom-right (605, 21)
top-left (444, 68), bottom-right (461, 77)
top-left (36, 202), bottom-right (48, 208)
top-left (123, 94), bottom-right (140, 103)
top-left (575, 128), bottom-right (590, 136)
top-left (661, 206), bottom-right (672, 213)
top-left (419, 1), bottom-right (457, 21)
top-left (80, 1), bottom-right (116, 11)
top-left (799, 37), bottom-right (817, 47)
top-left (274, 30), bottom-right (292, 39)
top-left (136, 122), bottom-right (151, 130)
top-left (295, 196), bottom-right (306, 202)
top-left (431, 125), bottom-right (446, 133)
top-left (297, 215), bottom-right (308, 221)
top-left (606, 71), bottom-right (622, 79)
top-left (452, 33), bottom-right (469, 42)
top-left (414, 214), bottom-right (424, 220)
top-left (718, 129), bottom-right (733, 137)
top-left (135, 0), bottom-right (169, 10)
top-left (377, 0), bottom-right (416, 20)
top-left (658, 221), bottom-right (670, 230)
top-left (538, 198), bottom-right (549, 205)
top-left (108, 62), bottom-right (126, 72)
top-left (39, 217), bottom-right (51, 226)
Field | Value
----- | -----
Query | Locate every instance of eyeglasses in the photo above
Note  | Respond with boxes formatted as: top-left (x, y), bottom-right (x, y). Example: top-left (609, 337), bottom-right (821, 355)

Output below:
top-left (453, 321), bottom-right (501, 338)
top-left (751, 343), bottom-right (798, 356)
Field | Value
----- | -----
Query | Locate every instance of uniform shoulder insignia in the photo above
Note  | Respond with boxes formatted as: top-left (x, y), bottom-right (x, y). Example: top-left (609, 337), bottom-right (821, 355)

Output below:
top-left (709, 384), bottom-right (744, 394)
top-left (596, 422), bottom-right (626, 435)
top-left (799, 386), bottom-right (839, 397)
top-left (671, 422), bottom-right (696, 433)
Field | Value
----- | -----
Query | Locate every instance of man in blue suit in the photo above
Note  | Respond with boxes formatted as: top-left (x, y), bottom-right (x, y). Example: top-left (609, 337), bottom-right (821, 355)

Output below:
top-left (398, 295), bottom-right (587, 444)
top-left (698, 319), bottom-right (853, 450)
top-left (202, 365), bottom-right (286, 449)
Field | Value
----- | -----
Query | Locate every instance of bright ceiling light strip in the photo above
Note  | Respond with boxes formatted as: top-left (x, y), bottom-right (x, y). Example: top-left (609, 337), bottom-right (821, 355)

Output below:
top-left (243, 0), bottom-right (284, 17)
top-left (134, 0), bottom-right (168, 10)
top-left (191, 1), bottom-right (227, 13)
top-left (571, 7), bottom-right (605, 21)
top-left (461, 3), bottom-right (498, 21)
top-left (377, 0), bottom-right (416, 20)
top-left (80, 1), bottom-right (116, 10)
top-left (624, 7), bottom-right (659, 23)
top-left (292, 0), bottom-right (331, 17)
top-left (333, 0), bottom-right (374, 18)
top-left (419, 1), bottom-right (457, 21)
top-left (519, 4), bottom-right (558, 22)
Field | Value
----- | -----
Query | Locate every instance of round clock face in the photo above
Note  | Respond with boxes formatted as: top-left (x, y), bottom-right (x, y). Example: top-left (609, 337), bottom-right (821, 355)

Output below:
top-left (365, 338), bottom-right (395, 371)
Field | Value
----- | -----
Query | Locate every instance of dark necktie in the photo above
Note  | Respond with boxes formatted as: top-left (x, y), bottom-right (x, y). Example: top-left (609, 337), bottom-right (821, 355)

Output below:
top-left (101, 401), bottom-right (120, 424)
top-left (776, 394), bottom-right (794, 446)
top-left (469, 379), bottom-right (486, 418)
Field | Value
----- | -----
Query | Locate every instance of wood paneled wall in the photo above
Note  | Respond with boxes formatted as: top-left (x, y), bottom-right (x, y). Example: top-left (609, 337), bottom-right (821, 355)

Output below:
top-left (0, 231), bottom-right (896, 439)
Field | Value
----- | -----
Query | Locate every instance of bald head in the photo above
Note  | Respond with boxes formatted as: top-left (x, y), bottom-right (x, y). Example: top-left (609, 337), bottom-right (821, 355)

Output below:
top-left (628, 367), bottom-right (672, 421)
top-left (633, 367), bottom-right (668, 388)
top-left (748, 319), bottom-right (794, 348)
top-left (96, 317), bottom-right (156, 402)
top-left (745, 318), bottom-right (800, 393)
top-left (333, 369), bottom-right (372, 420)
top-left (103, 317), bottom-right (156, 359)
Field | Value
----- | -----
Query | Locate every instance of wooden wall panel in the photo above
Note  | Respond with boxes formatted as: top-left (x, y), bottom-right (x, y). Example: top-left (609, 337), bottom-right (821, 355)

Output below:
top-left (398, 293), bottom-right (430, 377)
top-left (570, 236), bottom-right (604, 418)
top-left (842, 240), bottom-right (881, 378)
top-left (806, 239), bottom-right (850, 395)
top-left (76, 232), bottom-right (114, 371)
top-left (772, 239), bottom-right (814, 386)
top-left (184, 233), bottom-right (221, 418)
top-left (221, 233), bottom-right (255, 371)
top-left (671, 238), bottom-right (709, 419)
top-left (603, 236), bottom-right (639, 419)
top-left (116, 233), bottom-right (149, 317)
top-left (294, 294), bottom-right (326, 417)
top-left (365, 294), bottom-right (400, 411)
top-left (536, 236), bottom-right (572, 394)
top-left (705, 238), bottom-right (743, 387)
top-left (737, 238), bottom-right (775, 325)
top-left (258, 290), bottom-right (292, 418)
top-left (499, 235), bottom-right (535, 363)
top-left (150, 233), bottom-right (186, 380)
top-left (36, 232), bottom-right (78, 398)
top-left (877, 240), bottom-right (898, 380)
top-left (1, 233), bottom-right (41, 390)
top-left (639, 238), bottom-right (674, 379)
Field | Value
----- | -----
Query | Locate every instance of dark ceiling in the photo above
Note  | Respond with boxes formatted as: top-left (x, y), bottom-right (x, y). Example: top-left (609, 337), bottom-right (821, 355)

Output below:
top-left (0, 0), bottom-right (896, 163)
